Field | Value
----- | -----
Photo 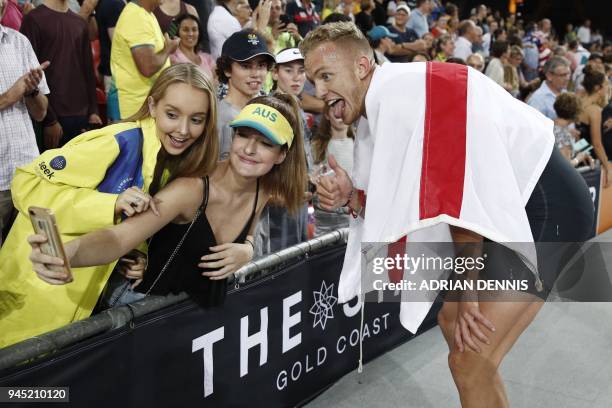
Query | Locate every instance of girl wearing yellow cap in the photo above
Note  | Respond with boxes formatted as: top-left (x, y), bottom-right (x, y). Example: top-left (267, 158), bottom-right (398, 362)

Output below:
top-left (0, 64), bottom-right (219, 348)
top-left (27, 94), bottom-right (307, 311)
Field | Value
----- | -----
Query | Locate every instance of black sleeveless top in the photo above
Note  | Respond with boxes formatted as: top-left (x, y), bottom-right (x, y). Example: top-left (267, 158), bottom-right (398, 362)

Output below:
top-left (578, 113), bottom-right (612, 158)
top-left (136, 177), bottom-right (259, 307)
top-left (575, 122), bottom-right (591, 144)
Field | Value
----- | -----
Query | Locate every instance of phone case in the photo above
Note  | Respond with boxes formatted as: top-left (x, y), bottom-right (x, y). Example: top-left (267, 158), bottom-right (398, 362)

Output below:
top-left (28, 206), bottom-right (72, 277)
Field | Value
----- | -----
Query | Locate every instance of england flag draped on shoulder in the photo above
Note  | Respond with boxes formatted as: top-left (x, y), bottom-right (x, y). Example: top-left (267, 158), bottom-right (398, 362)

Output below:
top-left (342, 61), bottom-right (554, 333)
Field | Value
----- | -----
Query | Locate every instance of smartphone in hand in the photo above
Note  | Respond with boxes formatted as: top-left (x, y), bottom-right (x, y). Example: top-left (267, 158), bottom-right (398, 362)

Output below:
top-left (28, 206), bottom-right (73, 280)
top-left (279, 14), bottom-right (292, 25)
top-left (167, 21), bottom-right (179, 39)
top-left (279, 14), bottom-right (292, 31)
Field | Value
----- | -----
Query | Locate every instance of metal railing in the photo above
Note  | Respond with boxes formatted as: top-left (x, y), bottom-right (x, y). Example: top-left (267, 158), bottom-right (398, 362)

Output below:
top-left (0, 229), bottom-right (348, 372)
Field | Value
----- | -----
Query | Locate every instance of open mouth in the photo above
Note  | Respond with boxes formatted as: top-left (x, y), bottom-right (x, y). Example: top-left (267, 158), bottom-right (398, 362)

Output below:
top-left (168, 135), bottom-right (189, 148)
top-left (327, 98), bottom-right (346, 120)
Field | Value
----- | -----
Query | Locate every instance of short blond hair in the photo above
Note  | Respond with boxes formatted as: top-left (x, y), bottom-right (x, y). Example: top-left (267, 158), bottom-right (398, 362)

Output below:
top-left (300, 22), bottom-right (372, 59)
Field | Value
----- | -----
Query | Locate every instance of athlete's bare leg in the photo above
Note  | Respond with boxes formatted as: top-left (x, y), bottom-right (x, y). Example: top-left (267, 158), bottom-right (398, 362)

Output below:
top-left (438, 294), bottom-right (544, 407)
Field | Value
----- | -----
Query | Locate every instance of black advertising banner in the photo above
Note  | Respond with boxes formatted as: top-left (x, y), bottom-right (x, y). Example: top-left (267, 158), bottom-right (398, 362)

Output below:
top-left (580, 167), bottom-right (601, 238)
top-left (0, 245), bottom-right (439, 407)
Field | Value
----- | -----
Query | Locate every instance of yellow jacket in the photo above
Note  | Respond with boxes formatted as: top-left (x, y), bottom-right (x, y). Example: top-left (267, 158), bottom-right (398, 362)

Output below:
top-left (0, 118), bottom-right (161, 348)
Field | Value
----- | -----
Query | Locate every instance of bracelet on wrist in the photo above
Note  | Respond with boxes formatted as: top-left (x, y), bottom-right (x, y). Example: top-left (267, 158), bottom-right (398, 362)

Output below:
top-left (349, 203), bottom-right (366, 219)
top-left (343, 189), bottom-right (353, 207)
top-left (244, 238), bottom-right (255, 251)
top-left (348, 190), bottom-right (366, 219)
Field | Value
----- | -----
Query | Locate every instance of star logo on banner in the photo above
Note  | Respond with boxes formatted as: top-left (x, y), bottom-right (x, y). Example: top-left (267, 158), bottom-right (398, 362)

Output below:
top-left (309, 280), bottom-right (338, 330)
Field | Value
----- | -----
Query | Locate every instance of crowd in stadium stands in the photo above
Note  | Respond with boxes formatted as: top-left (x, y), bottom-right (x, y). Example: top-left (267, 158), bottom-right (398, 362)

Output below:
top-left (1, 0), bottom-right (611, 342)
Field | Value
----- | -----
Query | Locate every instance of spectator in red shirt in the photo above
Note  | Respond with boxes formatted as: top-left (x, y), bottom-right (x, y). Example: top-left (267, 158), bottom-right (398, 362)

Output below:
top-left (21, 0), bottom-right (101, 148)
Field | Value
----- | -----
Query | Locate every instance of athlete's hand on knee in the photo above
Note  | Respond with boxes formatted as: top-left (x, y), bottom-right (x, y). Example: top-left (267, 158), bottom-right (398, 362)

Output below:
top-left (316, 155), bottom-right (353, 210)
top-left (199, 242), bottom-right (254, 280)
top-left (455, 300), bottom-right (495, 353)
top-left (114, 187), bottom-right (160, 218)
top-left (27, 233), bottom-right (73, 285)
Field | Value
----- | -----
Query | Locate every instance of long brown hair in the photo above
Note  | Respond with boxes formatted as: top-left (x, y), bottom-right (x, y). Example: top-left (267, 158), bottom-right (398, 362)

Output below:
top-left (311, 105), bottom-right (355, 164)
top-left (246, 93), bottom-right (307, 215)
top-left (125, 64), bottom-right (219, 194)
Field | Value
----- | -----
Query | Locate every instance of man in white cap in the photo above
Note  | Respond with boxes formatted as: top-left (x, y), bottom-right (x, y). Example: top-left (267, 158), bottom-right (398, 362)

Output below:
top-left (386, 4), bottom-right (427, 62)
top-left (301, 22), bottom-right (593, 408)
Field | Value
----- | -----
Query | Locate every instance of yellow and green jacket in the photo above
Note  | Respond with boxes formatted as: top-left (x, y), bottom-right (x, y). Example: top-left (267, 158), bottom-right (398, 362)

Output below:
top-left (0, 118), bottom-right (161, 348)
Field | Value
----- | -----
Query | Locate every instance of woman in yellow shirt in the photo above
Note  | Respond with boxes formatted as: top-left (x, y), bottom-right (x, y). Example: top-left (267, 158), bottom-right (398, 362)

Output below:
top-left (0, 64), bottom-right (218, 348)
top-left (28, 94), bottom-right (308, 312)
